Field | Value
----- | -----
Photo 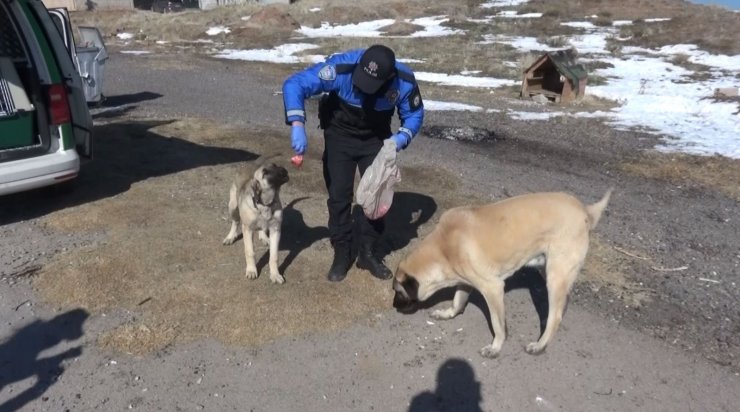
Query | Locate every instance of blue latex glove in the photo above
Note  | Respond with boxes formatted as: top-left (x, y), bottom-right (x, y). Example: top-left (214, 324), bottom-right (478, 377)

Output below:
top-left (390, 131), bottom-right (411, 152)
top-left (291, 125), bottom-right (307, 155)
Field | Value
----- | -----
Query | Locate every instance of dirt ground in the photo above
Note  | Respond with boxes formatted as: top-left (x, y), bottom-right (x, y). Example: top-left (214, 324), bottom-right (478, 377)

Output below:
top-left (23, 117), bottom-right (449, 354)
top-left (10, 110), bottom-right (654, 357)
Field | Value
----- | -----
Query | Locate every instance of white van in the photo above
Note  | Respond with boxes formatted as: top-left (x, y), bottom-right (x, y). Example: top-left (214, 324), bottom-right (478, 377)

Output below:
top-left (0, 0), bottom-right (106, 196)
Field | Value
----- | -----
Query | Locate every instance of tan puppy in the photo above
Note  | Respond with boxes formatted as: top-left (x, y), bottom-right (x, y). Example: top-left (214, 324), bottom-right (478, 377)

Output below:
top-left (223, 155), bottom-right (289, 284)
top-left (393, 189), bottom-right (612, 357)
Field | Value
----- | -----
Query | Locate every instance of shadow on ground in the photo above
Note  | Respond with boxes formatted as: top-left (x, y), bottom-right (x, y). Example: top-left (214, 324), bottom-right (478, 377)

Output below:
top-left (0, 120), bottom-right (255, 224)
top-left (89, 91), bottom-right (163, 119)
top-left (257, 196), bottom-right (331, 275)
top-left (0, 309), bottom-right (89, 411)
top-left (352, 191), bottom-right (438, 260)
top-left (408, 358), bottom-right (483, 412)
top-left (408, 268), bottom-right (549, 339)
top-left (99, 91), bottom-right (163, 107)
top-left (254, 192), bottom-right (438, 276)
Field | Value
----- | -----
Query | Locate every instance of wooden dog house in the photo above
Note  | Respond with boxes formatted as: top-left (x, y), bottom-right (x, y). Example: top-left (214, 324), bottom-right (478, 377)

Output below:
top-left (521, 49), bottom-right (588, 104)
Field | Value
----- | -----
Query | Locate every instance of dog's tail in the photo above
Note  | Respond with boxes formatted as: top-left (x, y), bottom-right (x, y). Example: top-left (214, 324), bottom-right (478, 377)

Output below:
top-left (585, 188), bottom-right (613, 230)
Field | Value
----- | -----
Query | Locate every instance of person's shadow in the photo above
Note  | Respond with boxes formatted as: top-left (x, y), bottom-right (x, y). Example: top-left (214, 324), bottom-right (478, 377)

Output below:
top-left (256, 197), bottom-right (330, 276)
top-left (352, 191), bottom-right (438, 260)
top-left (409, 358), bottom-right (483, 412)
top-left (255, 192), bottom-right (437, 277)
top-left (0, 308), bottom-right (89, 411)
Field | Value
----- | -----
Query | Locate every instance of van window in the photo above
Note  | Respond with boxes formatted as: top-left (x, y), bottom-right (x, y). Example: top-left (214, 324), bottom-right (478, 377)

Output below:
top-left (0, 3), bottom-right (27, 62)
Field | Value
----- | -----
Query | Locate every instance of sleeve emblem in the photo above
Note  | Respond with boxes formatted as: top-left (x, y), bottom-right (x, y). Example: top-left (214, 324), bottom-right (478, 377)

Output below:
top-left (409, 86), bottom-right (423, 111)
top-left (386, 89), bottom-right (400, 104)
top-left (318, 65), bottom-right (336, 81)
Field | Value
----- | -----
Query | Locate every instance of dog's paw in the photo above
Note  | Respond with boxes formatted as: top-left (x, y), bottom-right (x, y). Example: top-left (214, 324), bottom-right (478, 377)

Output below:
top-left (430, 307), bottom-right (457, 320)
top-left (479, 345), bottom-right (501, 359)
top-left (270, 273), bottom-right (285, 284)
top-left (258, 231), bottom-right (270, 246)
top-left (222, 236), bottom-right (236, 245)
top-left (525, 342), bottom-right (547, 355)
top-left (245, 269), bottom-right (259, 279)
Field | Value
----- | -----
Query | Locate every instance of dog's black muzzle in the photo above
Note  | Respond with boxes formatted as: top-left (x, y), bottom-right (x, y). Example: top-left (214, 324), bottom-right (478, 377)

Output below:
top-left (392, 278), bottom-right (419, 314)
top-left (393, 292), bottom-right (419, 314)
top-left (266, 165), bottom-right (289, 186)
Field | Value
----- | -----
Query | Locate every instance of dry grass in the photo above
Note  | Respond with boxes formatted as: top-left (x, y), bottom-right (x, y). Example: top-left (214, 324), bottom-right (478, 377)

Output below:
top-left (70, 0), bottom-right (738, 82)
top-left (33, 117), bottom-right (464, 354)
top-left (618, 12), bottom-right (740, 55)
top-left (70, 0), bottom-right (740, 55)
top-left (30, 116), bottom-right (640, 354)
top-left (530, 0), bottom-right (689, 20)
top-left (581, 237), bottom-right (652, 308)
top-left (621, 152), bottom-right (740, 201)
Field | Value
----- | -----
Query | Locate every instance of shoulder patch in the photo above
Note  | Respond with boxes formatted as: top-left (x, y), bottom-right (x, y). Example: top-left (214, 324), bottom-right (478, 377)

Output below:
top-left (386, 88), bottom-right (400, 104)
top-left (335, 63), bottom-right (356, 74)
top-left (318, 65), bottom-right (336, 81)
top-left (397, 70), bottom-right (416, 84)
top-left (409, 85), bottom-right (423, 111)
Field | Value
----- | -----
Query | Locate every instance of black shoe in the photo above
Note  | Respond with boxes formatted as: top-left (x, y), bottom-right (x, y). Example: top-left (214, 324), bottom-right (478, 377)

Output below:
top-left (356, 242), bottom-right (392, 280)
top-left (327, 242), bottom-right (352, 282)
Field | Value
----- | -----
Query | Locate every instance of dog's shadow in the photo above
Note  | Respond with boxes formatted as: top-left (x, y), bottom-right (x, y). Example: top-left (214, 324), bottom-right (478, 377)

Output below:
top-left (419, 268), bottom-right (549, 337)
top-left (256, 197), bottom-right (329, 275)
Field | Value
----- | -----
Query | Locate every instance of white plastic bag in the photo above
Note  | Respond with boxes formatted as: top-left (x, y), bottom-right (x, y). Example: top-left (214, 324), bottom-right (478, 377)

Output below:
top-left (356, 139), bottom-right (401, 220)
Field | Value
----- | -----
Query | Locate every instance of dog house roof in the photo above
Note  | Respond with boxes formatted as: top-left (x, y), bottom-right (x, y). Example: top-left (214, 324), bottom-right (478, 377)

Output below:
top-left (525, 49), bottom-right (588, 88)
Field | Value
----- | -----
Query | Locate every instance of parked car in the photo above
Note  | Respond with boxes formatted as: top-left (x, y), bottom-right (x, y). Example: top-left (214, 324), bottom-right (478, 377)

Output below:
top-left (0, 0), bottom-right (105, 196)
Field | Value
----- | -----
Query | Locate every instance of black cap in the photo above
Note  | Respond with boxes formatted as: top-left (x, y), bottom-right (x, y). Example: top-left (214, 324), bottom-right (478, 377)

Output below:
top-left (352, 45), bottom-right (396, 94)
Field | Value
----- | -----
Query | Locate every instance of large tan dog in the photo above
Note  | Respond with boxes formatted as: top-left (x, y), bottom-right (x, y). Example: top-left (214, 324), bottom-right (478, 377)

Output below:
top-left (223, 155), bottom-right (289, 284)
top-left (393, 189), bottom-right (612, 358)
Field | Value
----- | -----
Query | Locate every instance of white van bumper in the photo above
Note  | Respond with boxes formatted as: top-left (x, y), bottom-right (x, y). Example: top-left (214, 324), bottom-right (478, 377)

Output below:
top-left (0, 149), bottom-right (80, 196)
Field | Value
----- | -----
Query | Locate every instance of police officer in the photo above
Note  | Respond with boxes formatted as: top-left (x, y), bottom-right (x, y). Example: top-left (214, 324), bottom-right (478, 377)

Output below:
top-left (282, 44), bottom-right (424, 282)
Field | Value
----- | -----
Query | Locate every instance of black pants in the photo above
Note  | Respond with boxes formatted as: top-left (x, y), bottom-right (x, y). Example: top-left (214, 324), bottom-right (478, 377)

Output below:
top-left (322, 128), bottom-right (385, 245)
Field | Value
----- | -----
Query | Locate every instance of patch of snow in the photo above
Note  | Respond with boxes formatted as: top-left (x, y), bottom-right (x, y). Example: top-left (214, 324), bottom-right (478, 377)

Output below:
top-left (120, 50), bottom-right (151, 55)
top-left (406, 16), bottom-right (465, 37)
top-left (213, 43), bottom-right (324, 64)
top-left (116, 32), bottom-right (134, 40)
top-left (416, 72), bottom-right (518, 88)
top-left (297, 19), bottom-right (394, 38)
top-left (206, 26), bottom-right (231, 36)
top-left (588, 54), bottom-right (740, 158)
top-left (310, 8), bottom-right (321, 12)
top-left (398, 58), bottom-right (425, 64)
top-left (481, 0), bottom-right (530, 8)
top-left (496, 11), bottom-right (543, 18)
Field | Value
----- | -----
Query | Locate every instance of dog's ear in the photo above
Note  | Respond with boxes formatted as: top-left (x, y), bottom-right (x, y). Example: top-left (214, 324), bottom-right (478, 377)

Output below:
top-left (394, 264), bottom-right (419, 301)
top-left (401, 275), bottom-right (419, 301)
top-left (250, 179), bottom-right (262, 200)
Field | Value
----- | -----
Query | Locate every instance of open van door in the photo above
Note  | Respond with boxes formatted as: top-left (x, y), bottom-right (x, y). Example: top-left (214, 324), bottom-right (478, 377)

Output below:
top-left (48, 8), bottom-right (107, 105)
top-left (48, 8), bottom-right (75, 59)
top-left (39, 6), bottom-right (93, 159)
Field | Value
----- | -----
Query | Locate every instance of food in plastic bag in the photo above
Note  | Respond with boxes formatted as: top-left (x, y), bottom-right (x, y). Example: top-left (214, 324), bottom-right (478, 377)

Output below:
top-left (356, 139), bottom-right (401, 220)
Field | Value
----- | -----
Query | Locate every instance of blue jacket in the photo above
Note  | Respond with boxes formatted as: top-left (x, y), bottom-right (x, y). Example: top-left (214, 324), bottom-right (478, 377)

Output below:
top-left (282, 48), bottom-right (424, 141)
